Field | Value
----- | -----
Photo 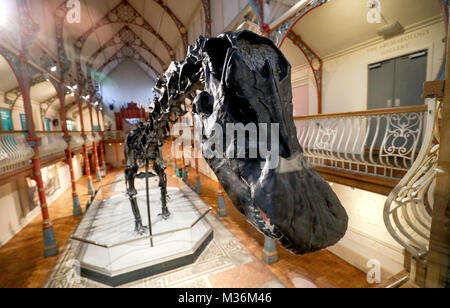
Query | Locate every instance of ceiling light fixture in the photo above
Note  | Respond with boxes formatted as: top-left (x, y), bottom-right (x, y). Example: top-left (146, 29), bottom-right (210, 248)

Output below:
top-left (50, 66), bottom-right (57, 72)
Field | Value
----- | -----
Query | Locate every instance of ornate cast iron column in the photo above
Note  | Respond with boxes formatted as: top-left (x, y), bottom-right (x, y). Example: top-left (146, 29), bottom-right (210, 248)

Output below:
top-left (88, 104), bottom-right (102, 182)
top-left (17, 0), bottom-right (59, 257)
top-left (180, 119), bottom-right (187, 181)
top-left (173, 137), bottom-right (178, 171)
top-left (54, 82), bottom-right (82, 216)
top-left (77, 99), bottom-right (95, 196)
top-left (217, 182), bottom-right (226, 217)
top-left (96, 107), bottom-right (107, 175)
top-left (166, 140), bottom-right (172, 169)
top-left (193, 118), bottom-right (201, 194)
top-left (201, 0), bottom-right (212, 37)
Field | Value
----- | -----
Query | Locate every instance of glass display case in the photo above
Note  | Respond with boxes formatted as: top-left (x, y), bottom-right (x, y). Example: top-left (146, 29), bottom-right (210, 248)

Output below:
top-left (70, 180), bottom-right (213, 287)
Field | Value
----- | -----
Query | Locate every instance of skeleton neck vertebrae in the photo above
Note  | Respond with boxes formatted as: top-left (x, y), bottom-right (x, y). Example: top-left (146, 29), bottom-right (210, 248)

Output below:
top-left (125, 31), bottom-right (348, 255)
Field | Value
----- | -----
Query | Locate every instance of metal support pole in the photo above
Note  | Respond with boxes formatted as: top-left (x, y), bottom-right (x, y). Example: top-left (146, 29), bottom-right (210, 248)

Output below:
top-left (145, 159), bottom-right (154, 248)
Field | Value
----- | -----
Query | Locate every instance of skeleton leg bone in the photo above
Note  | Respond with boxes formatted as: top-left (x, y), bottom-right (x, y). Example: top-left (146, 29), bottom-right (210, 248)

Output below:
top-left (154, 157), bottom-right (170, 220)
top-left (125, 164), bottom-right (147, 235)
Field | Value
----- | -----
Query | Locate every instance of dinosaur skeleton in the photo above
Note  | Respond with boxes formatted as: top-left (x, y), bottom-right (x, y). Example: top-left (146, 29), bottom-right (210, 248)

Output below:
top-left (125, 31), bottom-right (348, 254)
top-left (125, 121), bottom-right (171, 235)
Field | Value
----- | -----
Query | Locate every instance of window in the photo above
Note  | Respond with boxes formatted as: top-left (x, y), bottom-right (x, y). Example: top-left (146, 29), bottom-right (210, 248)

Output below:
top-left (66, 120), bottom-right (76, 131)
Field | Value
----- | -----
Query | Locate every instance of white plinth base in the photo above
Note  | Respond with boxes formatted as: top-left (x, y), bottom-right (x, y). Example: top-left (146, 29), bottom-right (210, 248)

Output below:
top-left (76, 187), bottom-right (213, 286)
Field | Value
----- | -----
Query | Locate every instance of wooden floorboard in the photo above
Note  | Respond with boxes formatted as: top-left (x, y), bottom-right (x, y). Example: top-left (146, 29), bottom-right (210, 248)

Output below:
top-left (0, 162), bottom-right (372, 288)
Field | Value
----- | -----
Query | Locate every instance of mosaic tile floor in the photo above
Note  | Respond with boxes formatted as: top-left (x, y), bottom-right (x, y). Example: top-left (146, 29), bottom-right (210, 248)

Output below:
top-left (43, 175), bottom-right (285, 288)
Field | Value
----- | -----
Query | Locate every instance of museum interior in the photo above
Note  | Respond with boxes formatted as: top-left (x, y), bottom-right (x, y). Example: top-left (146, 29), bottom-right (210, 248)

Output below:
top-left (0, 0), bottom-right (448, 289)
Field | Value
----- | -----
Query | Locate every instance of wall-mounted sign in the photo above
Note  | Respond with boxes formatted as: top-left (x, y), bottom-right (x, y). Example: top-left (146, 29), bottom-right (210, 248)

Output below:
top-left (0, 109), bottom-right (13, 131)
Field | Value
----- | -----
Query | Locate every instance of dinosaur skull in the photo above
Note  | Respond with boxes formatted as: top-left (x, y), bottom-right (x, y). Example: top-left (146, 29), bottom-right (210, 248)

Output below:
top-left (193, 31), bottom-right (348, 254)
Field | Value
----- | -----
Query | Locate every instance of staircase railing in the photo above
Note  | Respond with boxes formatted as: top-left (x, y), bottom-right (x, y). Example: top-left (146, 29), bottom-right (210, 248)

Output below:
top-left (0, 132), bottom-right (34, 175)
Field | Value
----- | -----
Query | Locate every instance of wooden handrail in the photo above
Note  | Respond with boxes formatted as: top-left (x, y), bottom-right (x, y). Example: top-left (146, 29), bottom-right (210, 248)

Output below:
top-left (294, 105), bottom-right (428, 120)
top-left (0, 130), bottom-right (27, 134)
top-left (0, 130), bottom-right (84, 135)
top-left (35, 130), bottom-right (64, 134)
top-left (104, 130), bottom-right (127, 134)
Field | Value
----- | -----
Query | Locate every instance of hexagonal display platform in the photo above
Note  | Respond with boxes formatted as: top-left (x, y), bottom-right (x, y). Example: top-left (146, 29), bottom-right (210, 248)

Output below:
top-left (71, 186), bottom-right (213, 287)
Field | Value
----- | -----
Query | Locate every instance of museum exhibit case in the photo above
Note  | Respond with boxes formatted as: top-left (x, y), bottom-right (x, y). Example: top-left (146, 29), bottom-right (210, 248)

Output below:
top-left (0, 0), bottom-right (448, 290)
top-left (70, 180), bottom-right (213, 287)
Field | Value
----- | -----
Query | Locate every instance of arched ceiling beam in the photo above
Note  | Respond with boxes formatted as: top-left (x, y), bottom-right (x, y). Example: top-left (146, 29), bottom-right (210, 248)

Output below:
top-left (74, 1), bottom-right (175, 61)
top-left (3, 74), bottom-right (47, 110)
top-left (201, 0), bottom-right (212, 37)
top-left (287, 31), bottom-right (322, 114)
top-left (153, 0), bottom-right (188, 51)
top-left (40, 95), bottom-right (59, 118)
top-left (72, 1), bottom-right (175, 90)
top-left (86, 25), bottom-right (166, 75)
top-left (266, 0), bottom-right (329, 47)
top-left (94, 45), bottom-right (158, 80)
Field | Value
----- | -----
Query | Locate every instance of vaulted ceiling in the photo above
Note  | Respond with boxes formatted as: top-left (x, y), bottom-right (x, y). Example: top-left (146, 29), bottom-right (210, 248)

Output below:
top-left (0, 0), bottom-right (204, 109)
top-left (29, 0), bottom-right (203, 84)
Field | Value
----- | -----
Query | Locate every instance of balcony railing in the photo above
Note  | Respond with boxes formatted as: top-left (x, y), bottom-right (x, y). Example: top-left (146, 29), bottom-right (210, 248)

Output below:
top-left (0, 128), bottom-right (110, 181)
top-left (0, 132), bottom-right (34, 175)
top-left (36, 131), bottom-right (68, 161)
top-left (295, 99), bottom-right (440, 264)
top-left (383, 98), bottom-right (440, 260)
top-left (294, 105), bottom-right (428, 179)
top-left (94, 133), bottom-right (102, 143)
top-left (85, 133), bottom-right (94, 147)
top-left (103, 130), bottom-right (127, 143)
top-left (69, 131), bottom-right (84, 151)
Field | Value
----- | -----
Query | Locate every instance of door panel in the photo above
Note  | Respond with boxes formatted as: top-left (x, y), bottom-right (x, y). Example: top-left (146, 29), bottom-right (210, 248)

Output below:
top-left (45, 118), bottom-right (51, 132)
top-left (394, 51), bottom-right (427, 107)
top-left (366, 50), bottom-right (427, 154)
top-left (368, 60), bottom-right (396, 110)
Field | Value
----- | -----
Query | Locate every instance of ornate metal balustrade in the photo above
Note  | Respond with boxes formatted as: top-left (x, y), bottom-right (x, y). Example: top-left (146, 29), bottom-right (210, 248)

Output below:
top-left (294, 104), bottom-right (429, 179)
top-left (384, 98), bottom-right (440, 260)
top-left (69, 131), bottom-right (84, 151)
top-left (85, 133), bottom-right (95, 147)
top-left (36, 131), bottom-right (68, 161)
top-left (294, 99), bottom-right (441, 269)
top-left (103, 130), bottom-right (127, 143)
top-left (94, 133), bottom-right (102, 144)
top-left (0, 132), bottom-right (34, 175)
